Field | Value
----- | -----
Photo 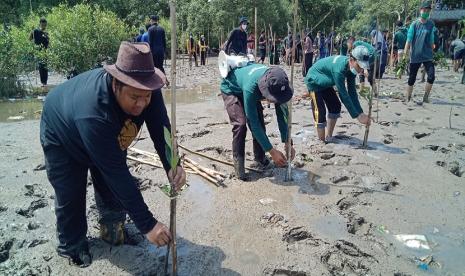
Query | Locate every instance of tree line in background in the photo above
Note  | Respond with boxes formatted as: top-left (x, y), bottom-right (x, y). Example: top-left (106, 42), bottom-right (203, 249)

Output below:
top-left (1, 0), bottom-right (464, 97)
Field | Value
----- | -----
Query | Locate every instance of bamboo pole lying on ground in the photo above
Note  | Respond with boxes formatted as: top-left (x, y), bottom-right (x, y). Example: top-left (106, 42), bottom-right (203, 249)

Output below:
top-left (129, 147), bottom-right (225, 186)
top-left (178, 144), bottom-right (263, 173)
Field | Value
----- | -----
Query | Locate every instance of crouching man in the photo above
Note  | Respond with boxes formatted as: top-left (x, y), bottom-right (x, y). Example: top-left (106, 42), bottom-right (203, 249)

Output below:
top-left (220, 63), bottom-right (295, 180)
top-left (40, 42), bottom-right (186, 267)
top-left (304, 46), bottom-right (372, 142)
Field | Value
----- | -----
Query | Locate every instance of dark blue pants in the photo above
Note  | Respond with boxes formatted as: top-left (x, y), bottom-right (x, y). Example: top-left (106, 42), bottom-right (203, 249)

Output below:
top-left (40, 119), bottom-right (125, 255)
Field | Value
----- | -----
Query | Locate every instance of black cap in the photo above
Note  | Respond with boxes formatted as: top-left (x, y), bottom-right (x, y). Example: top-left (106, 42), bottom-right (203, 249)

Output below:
top-left (258, 67), bottom-right (293, 104)
top-left (239, 16), bottom-right (249, 24)
top-left (420, 1), bottom-right (432, 9)
top-left (150, 15), bottom-right (159, 21)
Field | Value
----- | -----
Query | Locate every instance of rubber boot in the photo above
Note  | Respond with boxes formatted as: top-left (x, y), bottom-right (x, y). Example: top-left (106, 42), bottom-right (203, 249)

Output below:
top-left (406, 85), bottom-right (414, 102)
top-left (57, 240), bottom-right (92, 268)
top-left (423, 83), bottom-right (433, 103)
top-left (100, 221), bottom-right (125, 246)
top-left (233, 155), bottom-right (247, 181)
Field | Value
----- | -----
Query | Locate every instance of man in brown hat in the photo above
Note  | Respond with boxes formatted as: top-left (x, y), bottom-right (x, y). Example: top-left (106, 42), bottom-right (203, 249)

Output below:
top-left (40, 42), bottom-right (186, 267)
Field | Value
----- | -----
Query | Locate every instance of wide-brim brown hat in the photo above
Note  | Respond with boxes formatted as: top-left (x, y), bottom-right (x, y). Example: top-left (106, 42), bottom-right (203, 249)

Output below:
top-left (104, 42), bottom-right (166, 91)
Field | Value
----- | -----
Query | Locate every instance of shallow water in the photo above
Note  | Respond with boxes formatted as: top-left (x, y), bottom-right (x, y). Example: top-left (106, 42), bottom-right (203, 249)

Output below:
top-left (0, 85), bottom-right (220, 123)
top-left (0, 100), bottom-right (43, 122)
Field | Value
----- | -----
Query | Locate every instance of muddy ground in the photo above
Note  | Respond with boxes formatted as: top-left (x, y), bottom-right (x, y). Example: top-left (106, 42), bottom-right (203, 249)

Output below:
top-left (1, 57), bottom-right (465, 276)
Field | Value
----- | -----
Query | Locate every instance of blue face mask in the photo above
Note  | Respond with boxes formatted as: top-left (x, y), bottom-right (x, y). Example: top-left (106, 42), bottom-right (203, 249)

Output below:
top-left (350, 67), bottom-right (358, 75)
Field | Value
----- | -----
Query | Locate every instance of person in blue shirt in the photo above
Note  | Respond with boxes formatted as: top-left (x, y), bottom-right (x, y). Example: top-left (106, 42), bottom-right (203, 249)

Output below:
top-left (140, 23), bottom-right (151, 43)
top-left (404, 1), bottom-right (436, 103)
top-left (225, 16), bottom-right (249, 55)
top-left (40, 42), bottom-right (186, 267)
top-left (148, 15), bottom-right (167, 74)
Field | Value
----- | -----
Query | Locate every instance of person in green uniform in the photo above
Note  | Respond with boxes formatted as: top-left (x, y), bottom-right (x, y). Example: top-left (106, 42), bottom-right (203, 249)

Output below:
top-left (404, 1), bottom-right (436, 103)
top-left (304, 46), bottom-right (372, 142)
top-left (220, 63), bottom-right (295, 180)
top-left (394, 20), bottom-right (408, 65)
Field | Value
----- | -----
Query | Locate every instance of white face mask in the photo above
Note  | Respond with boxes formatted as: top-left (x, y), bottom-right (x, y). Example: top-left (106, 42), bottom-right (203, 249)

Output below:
top-left (350, 67), bottom-right (358, 75)
top-left (242, 24), bottom-right (247, 31)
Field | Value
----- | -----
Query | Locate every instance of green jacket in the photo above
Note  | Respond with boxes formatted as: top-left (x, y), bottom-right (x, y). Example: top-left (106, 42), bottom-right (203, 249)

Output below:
top-left (220, 63), bottom-right (289, 152)
top-left (304, 55), bottom-right (363, 119)
top-left (394, 27), bottom-right (407, 50)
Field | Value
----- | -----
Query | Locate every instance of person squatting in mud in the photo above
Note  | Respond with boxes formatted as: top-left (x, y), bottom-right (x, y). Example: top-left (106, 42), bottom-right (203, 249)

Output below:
top-left (220, 63), bottom-right (296, 180)
top-left (304, 46), bottom-right (372, 143)
top-left (40, 42), bottom-right (186, 267)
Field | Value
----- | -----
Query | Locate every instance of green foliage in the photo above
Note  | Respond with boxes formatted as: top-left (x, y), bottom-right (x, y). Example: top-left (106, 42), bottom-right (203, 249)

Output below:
top-left (40, 4), bottom-right (131, 75)
top-left (163, 126), bottom-right (179, 170)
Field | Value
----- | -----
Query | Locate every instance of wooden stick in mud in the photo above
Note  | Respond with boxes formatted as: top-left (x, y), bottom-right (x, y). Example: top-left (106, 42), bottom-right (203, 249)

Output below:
top-left (165, 1), bottom-right (178, 275)
top-left (178, 144), bottom-right (263, 173)
top-left (362, 18), bottom-right (379, 148)
top-left (376, 19), bottom-right (383, 123)
top-left (128, 155), bottom-right (197, 174)
top-left (184, 157), bottom-right (226, 178)
top-left (285, 0), bottom-right (297, 182)
top-left (389, 22), bottom-right (395, 73)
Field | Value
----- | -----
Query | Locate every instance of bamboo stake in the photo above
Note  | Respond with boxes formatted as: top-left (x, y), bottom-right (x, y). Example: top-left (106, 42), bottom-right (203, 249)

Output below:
top-left (178, 144), bottom-right (263, 173)
top-left (254, 5), bottom-right (258, 57)
top-left (285, 0), bottom-right (298, 182)
top-left (376, 20), bottom-right (383, 123)
top-left (127, 155), bottom-right (163, 168)
top-left (390, 22), bottom-right (395, 72)
top-left (165, 1), bottom-right (178, 275)
top-left (362, 18), bottom-right (379, 148)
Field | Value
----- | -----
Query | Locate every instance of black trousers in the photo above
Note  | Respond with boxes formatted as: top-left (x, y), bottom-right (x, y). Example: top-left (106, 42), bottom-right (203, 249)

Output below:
top-left (152, 53), bottom-right (165, 74)
top-left (408, 61), bottom-right (435, 86)
top-left (222, 93), bottom-right (266, 162)
top-left (200, 51), bottom-right (206, 65)
top-left (39, 62), bottom-right (48, 85)
top-left (40, 119), bottom-right (126, 255)
top-left (309, 87), bottom-right (342, 129)
top-left (302, 52), bottom-right (313, 77)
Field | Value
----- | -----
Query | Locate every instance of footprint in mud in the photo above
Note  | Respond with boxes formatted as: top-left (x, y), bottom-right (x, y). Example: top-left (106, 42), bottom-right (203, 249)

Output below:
top-left (320, 152), bottom-right (335, 160)
top-left (263, 267), bottom-right (308, 276)
top-left (24, 184), bottom-right (46, 198)
top-left (16, 199), bottom-right (48, 218)
top-left (191, 129), bottom-right (211, 138)
top-left (346, 214), bottom-right (370, 235)
top-left (378, 121), bottom-right (392, 127)
top-left (413, 132), bottom-right (430, 139)
top-left (282, 227), bottom-right (327, 246)
top-left (381, 181), bottom-right (400, 191)
top-left (320, 240), bottom-right (377, 275)
top-left (447, 161), bottom-right (464, 177)
top-left (336, 196), bottom-right (359, 211)
top-left (422, 145), bottom-right (451, 154)
top-left (28, 238), bottom-right (49, 248)
top-left (260, 213), bottom-right (289, 229)
top-left (282, 227), bottom-right (313, 243)
top-left (0, 239), bottom-right (14, 263)
top-left (383, 134), bottom-right (394, 145)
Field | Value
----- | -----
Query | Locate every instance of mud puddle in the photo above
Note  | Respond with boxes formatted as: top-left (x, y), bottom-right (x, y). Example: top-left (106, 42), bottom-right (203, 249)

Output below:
top-left (162, 84), bottom-right (219, 105)
top-left (0, 100), bottom-right (43, 122)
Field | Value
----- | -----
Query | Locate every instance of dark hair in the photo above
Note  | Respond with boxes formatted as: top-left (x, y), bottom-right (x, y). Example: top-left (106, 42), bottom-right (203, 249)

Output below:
top-left (150, 15), bottom-right (159, 21)
top-left (145, 24), bottom-right (151, 31)
top-left (405, 16), bottom-right (412, 21)
top-left (396, 20), bottom-right (403, 27)
top-left (39, 17), bottom-right (47, 24)
top-left (114, 78), bottom-right (126, 93)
